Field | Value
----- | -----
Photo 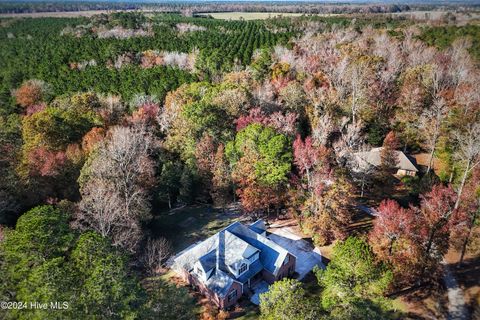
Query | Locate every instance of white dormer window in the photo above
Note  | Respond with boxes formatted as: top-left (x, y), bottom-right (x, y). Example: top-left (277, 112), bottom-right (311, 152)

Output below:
top-left (196, 266), bottom-right (203, 276)
top-left (238, 263), bottom-right (247, 275)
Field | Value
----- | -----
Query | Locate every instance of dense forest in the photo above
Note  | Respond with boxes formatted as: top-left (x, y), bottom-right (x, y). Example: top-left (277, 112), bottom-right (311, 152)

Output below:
top-left (1, 10), bottom-right (480, 320)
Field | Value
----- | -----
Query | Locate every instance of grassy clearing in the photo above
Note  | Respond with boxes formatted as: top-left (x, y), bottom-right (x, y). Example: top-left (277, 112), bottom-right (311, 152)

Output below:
top-left (235, 302), bottom-right (260, 320)
top-left (198, 12), bottom-right (305, 20)
top-left (391, 298), bottom-right (409, 313)
top-left (149, 205), bottom-right (243, 253)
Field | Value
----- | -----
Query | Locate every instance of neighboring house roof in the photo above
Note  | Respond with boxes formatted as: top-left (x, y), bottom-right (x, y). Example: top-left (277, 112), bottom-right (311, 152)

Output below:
top-left (173, 219), bottom-right (293, 297)
top-left (354, 147), bottom-right (418, 172)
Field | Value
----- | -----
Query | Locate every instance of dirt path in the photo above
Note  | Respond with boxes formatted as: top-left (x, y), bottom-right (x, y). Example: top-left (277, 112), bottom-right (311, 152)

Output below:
top-left (443, 262), bottom-right (469, 320)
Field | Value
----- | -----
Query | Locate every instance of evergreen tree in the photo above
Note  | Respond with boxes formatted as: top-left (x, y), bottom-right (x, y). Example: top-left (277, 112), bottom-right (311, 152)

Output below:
top-left (315, 237), bottom-right (393, 319)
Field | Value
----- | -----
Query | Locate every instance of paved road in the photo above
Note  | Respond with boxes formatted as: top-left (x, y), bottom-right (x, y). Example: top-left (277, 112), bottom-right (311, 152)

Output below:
top-left (442, 262), bottom-right (469, 320)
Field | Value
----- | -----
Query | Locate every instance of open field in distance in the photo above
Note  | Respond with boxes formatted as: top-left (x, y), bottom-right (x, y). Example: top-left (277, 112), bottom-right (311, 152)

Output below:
top-left (197, 12), bottom-right (307, 20)
top-left (0, 10), bottom-right (328, 20)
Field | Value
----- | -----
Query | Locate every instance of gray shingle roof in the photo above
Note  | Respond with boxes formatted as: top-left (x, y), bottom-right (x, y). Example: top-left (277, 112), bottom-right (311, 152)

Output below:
top-left (198, 250), bottom-right (216, 271)
top-left (237, 259), bottom-right (263, 283)
top-left (173, 220), bottom-right (293, 297)
top-left (204, 269), bottom-right (234, 297)
top-left (226, 222), bottom-right (289, 275)
top-left (173, 234), bottom-right (219, 273)
top-left (224, 231), bottom-right (258, 268)
top-left (249, 219), bottom-right (267, 234)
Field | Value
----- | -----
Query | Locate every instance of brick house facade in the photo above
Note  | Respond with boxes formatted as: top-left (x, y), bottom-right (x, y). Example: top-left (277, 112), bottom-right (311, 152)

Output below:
top-left (173, 220), bottom-right (297, 309)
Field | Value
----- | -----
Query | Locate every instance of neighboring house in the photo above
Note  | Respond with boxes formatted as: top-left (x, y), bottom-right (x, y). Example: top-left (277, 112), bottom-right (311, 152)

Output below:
top-left (172, 220), bottom-right (296, 309)
top-left (354, 147), bottom-right (418, 176)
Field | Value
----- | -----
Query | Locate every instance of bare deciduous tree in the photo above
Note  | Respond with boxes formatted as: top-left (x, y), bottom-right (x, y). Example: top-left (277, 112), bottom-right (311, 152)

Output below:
top-left (75, 125), bottom-right (155, 252)
top-left (419, 97), bottom-right (449, 174)
top-left (344, 59), bottom-right (370, 126)
top-left (453, 122), bottom-right (480, 209)
top-left (455, 71), bottom-right (480, 117)
top-left (141, 237), bottom-right (173, 275)
top-left (348, 144), bottom-right (375, 197)
top-left (312, 113), bottom-right (335, 147)
top-left (333, 118), bottom-right (364, 165)
top-left (448, 39), bottom-right (473, 91)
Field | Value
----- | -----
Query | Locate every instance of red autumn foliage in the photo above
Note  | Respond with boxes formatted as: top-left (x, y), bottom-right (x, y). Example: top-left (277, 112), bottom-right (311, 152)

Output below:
top-left (420, 184), bottom-right (458, 236)
top-left (419, 184), bottom-right (467, 278)
top-left (293, 135), bottom-right (319, 175)
top-left (195, 133), bottom-right (216, 175)
top-left (81, 127), bottom-right (106, 153)
top-left (380, 131), bottom-right (399, 175)
top-left (235, 108), bottom-right (297, 135)
top-left (27, 147), bottom-right (67, 177)
top-left (237, 182), bottom-right (284, 214)
top-left (271, 76), bottom-right (290, 93)
top-left (130, 102), bottom-right (160, 124)
top-left (25, 103), bottom-right (47, 116)
top-left (14, 81), bottom-right (46, 107)
top-left (369, 199), bottom-right (423, 283)
top-left (455, 167), bottom-right (480, 264)
top-left (370, 185), bottom-right (469, 284)
top-left (235, 108), bottom-right (266, 131)
top-left (294, 134), bottom-right (333, 191)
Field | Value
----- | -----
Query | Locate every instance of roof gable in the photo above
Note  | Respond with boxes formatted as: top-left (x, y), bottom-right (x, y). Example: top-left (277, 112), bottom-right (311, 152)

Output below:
top-left (354, 147), bottom-right (418, 172)
top-left (226, 222), bottom-right (289, 275)
top-left (204, 269), bottom-right (235, 297)
top-left (198, 249), bottom-right (216, 272)
top-left (249, 219), bottom-right (267, 234)
top-left (224, 230), bottom-right (259, 268)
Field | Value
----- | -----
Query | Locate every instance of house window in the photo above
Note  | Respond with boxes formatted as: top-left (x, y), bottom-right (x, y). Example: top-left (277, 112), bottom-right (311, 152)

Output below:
top-left (196, 267), bottom-right (203, 276)
top-left (283, 255), bottom-right (289, 265)
top-left (227, 289), bottom-right (237, 302)
top-left (239, 263), bottom-right (247, 274)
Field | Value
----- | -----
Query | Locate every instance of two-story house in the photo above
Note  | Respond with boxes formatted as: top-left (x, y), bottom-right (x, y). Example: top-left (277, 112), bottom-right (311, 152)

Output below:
top-left (172, 220), bottom-right (296, 309)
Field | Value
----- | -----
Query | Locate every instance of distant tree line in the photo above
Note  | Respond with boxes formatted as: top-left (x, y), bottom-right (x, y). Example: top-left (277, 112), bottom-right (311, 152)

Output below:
top-left (1, 11), bottom-right (480, 320)
top-left (0, 1), bottom-right (413, 15)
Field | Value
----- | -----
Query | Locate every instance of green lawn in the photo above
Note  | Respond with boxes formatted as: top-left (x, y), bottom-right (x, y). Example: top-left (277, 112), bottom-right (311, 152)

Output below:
top-left (236, 304), bottom-right (260, 320)
top-left (149, 205), bottom-right (242, 253)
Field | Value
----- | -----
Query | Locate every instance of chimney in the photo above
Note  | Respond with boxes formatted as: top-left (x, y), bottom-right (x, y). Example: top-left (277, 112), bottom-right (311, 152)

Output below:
top-left (216, 231), bottom-right (225, 272)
